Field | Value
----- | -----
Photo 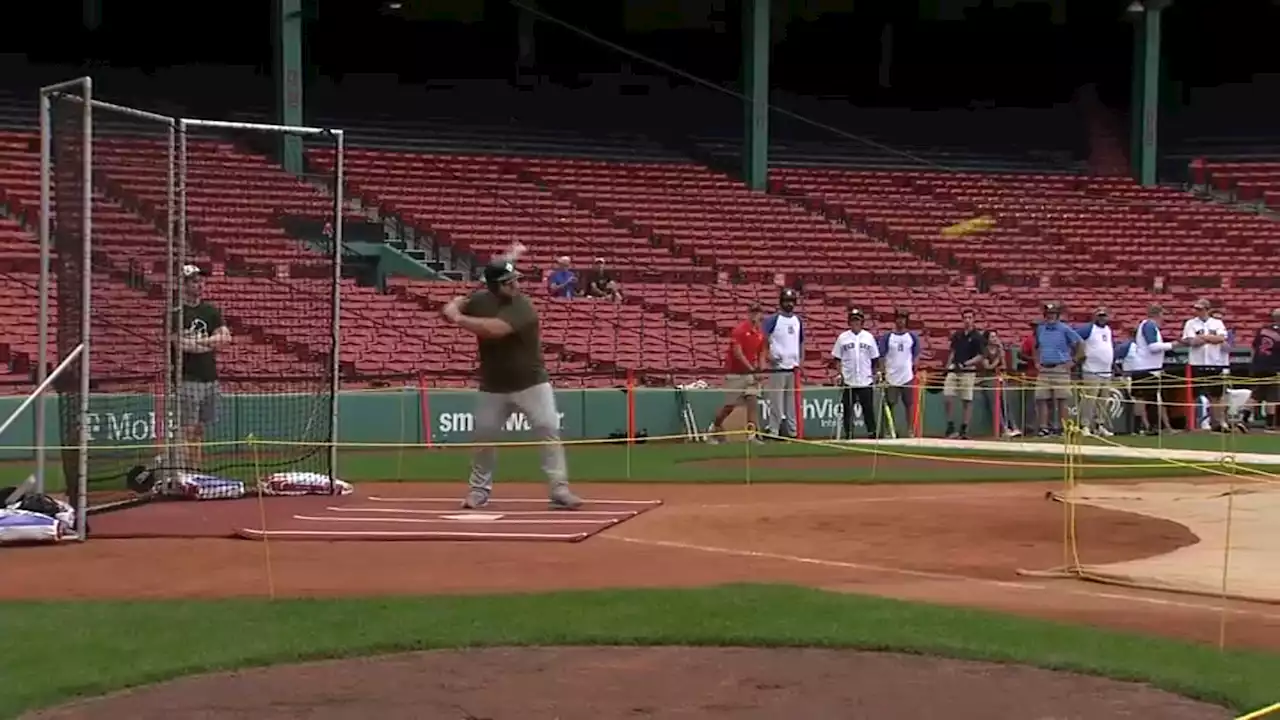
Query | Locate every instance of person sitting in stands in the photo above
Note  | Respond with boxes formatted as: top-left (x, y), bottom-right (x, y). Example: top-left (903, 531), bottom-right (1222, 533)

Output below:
top-left (584, 258), bottom-right (623, 303)
top-left (546, 256), bottom-right (577, 298)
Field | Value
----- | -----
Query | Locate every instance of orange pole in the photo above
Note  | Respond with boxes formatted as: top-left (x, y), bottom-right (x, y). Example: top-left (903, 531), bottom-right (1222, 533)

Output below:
top-left (1184, 362), bottom-right (1194, 429)
top-left (793, 367), bottom-right (804, 439)
top-left (626, 370), bottom-right (636, 442)
top-left (418, 373), bottom-right (433, 447)
top-left (913, 371), bottom-right (926, 436)
top-left (993, 375), bottom-right (1004, 439)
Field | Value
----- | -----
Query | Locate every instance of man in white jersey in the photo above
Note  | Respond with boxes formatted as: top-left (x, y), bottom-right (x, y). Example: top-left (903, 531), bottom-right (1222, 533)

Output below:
top-left (1131, 304), bottom-right (1180, 435)
top-left (763, 287), bottom-right (804, 438)
top-left (831, 307), bottom-right (881, 439)
top-left (878, 308), bottom-right (920, 437)
top-left (1182, 299), bottom-right (1231, 432)
top-left (1075, 307), bottom-right (1117, 436)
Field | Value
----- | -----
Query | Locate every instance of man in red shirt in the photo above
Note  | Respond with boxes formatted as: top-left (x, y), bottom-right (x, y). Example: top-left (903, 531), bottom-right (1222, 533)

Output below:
top-left (707, 303), bottom-right (766, 444)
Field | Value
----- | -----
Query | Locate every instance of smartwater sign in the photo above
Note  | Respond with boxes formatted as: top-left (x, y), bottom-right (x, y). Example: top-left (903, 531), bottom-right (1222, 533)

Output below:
top-left (435, 410), bottom-right (567, 438)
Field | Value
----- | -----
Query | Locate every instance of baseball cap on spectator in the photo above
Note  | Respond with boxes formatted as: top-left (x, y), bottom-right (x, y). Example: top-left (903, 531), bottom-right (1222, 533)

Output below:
top-left (1192, 298), bottom-right (1211, 311)
top-left (182, 264), bottom-right (203, 278)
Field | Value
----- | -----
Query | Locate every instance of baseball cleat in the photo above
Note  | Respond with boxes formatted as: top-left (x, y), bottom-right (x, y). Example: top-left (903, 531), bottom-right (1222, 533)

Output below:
top-left (549, 488), bottom-right (584, 511)
top-left (461, 489), bottom-right (490, 509)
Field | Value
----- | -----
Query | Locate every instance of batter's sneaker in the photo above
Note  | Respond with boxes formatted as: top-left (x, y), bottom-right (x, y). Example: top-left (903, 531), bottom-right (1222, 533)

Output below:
top-left (461, 489), bottom-right (490, 509)
top-left (705, 424), bottom-right (724, 444)
top-left (549, 487), bottom-right (583, 511)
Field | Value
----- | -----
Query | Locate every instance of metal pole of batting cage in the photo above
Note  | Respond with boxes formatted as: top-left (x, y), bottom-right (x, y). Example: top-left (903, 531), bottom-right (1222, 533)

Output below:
top-left (53, 95), bottom-right (176, 125)
top-left (175, 119), bottom-right (188, 475)
top-left (75, 76), bottom-right (93, 541)
top-left (178, 117), bottom-right (335, 136)
top-left (164, 119), bottom-right (177, 482)
top-left (0, 344), bottom-right (85, 440)
top-left (329, 129), bottom-right (345, 492)
top-left (35, 87), bottom-right (53, 494)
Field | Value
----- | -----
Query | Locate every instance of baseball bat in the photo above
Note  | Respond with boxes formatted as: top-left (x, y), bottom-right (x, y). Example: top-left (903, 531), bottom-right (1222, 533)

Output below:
top-left (880, 386), bottom-right (897, 440)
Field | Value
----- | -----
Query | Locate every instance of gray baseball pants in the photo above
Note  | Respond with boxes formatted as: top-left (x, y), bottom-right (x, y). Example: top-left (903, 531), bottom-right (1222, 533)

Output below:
top-left (766, 368), bottom-right (798, 436)
top-left (467, 382), bottom-right (569, 493)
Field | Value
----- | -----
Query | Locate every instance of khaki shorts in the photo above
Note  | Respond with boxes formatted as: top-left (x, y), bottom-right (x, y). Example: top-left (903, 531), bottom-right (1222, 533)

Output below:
top-left (942, 372), bottom-right (975, 401)
top-left (724, 374), bottom-right (762, 402)
top-left (1035, 365), bottom-right (1073, 400)
top-left (1080, 372), bottom-right (1113, 393)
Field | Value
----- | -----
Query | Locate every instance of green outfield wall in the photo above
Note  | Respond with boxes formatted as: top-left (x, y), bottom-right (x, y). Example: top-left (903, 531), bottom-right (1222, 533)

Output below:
top-left (0, 383), bottom-right (1110, 460)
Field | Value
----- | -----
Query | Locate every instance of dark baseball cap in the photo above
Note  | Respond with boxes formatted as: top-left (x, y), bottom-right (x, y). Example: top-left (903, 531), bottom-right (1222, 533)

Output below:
top-left (848, 307), bottom-right (865, 319)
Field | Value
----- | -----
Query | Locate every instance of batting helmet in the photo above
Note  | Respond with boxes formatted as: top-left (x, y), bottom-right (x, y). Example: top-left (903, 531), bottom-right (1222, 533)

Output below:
top-left (483, 258), bottom-right (522, 292)
top-left (779, 287), bottom-right (799, 310)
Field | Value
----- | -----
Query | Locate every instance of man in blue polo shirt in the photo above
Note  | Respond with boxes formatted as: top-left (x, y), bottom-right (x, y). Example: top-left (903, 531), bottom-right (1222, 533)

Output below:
top-left (1033, 301), bottom-right (1083, 437)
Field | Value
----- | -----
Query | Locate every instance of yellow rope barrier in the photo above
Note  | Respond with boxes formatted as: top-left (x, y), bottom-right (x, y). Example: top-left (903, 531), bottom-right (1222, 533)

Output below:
top-left (1236, 702), bottom-right (1280, 720)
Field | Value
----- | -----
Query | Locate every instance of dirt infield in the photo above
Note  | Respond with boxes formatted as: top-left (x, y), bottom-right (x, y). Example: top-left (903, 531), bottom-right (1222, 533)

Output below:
top-left (8, 478), bottom-right (1280, 716)
top-left (5, 479), bottom-right (1277, 652)
top-left (21, 647), bottom-right (1232, 720)
top-left (683, 453), bottom-right (955, 471)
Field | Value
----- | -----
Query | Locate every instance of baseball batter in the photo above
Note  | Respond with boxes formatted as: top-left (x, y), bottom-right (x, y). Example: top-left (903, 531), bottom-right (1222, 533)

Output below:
top-left (441, 255), bottom-right (583, 511)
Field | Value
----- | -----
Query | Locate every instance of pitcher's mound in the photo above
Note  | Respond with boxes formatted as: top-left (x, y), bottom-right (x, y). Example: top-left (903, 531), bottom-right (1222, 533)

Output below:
top-left (25, 647), bottom-right (1228, 719)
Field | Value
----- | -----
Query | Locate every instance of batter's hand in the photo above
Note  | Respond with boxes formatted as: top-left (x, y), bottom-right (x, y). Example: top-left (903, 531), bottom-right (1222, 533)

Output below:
top-left (503, 241), bottom-right (528, 263)
top-left (441, 298), bottom-right (464, 323)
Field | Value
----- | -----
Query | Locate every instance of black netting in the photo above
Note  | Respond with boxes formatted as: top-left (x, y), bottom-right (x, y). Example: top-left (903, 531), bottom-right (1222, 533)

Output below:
top-left (47, 93), bottom-right (338, 502)
top-left (160, 123), bottom-right (338, 483)
top-left (50, 91), bottom-right (172, 501)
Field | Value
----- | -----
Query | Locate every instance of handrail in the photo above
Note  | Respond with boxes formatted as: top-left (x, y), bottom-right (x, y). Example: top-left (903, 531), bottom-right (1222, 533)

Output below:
top-left (0, 343), bottom-right (85, 440)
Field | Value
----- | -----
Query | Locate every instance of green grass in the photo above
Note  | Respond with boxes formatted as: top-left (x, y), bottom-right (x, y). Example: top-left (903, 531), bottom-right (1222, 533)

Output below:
top-left (4, 435), bottom-right (1274, 490)
top-left (1072, 431), bottom-right (1280, 454)
top-left (1, 585), bottom-right (1276, 718)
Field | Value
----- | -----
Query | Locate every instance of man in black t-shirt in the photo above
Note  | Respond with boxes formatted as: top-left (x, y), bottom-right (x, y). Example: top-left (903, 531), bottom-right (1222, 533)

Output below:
top-left (942, 308), bottom-right (985, 438)
top-left (583, 258), bottom-right (623, 303)
top-left (169, 265), bottom-right (231, 471)
top-left (1251, 309), bottom-right (1280, 431)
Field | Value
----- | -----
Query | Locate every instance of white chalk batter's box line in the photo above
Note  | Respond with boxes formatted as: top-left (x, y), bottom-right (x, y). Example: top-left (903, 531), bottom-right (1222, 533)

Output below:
top-left (366, 496), bottom-right (664, 507)
top-left (297, 514), bottom-right (620, 526)
top-left (328, 506), bottom-right (641, 518)
top-left (239, 528), bottom-right (589, 541)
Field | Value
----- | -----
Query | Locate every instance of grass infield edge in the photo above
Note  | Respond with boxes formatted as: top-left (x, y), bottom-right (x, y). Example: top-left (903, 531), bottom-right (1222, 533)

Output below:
top-left (2, 585), bottom-right (1277, 718)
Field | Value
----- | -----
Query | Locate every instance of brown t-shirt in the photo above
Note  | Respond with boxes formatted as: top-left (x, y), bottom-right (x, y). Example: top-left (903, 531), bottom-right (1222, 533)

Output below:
top-left (462, 289), bottom-right (548, 393)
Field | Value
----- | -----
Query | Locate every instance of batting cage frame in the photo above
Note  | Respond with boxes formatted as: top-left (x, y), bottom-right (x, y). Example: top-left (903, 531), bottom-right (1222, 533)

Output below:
top-left (35, 76), bottom-right (346, 538)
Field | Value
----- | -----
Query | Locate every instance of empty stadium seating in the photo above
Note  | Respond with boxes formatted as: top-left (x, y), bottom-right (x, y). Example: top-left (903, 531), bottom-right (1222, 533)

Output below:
top-left (1200, 160), bottom-right (1280, 209)
top-left (3, 109), bottom-right (1279, 397)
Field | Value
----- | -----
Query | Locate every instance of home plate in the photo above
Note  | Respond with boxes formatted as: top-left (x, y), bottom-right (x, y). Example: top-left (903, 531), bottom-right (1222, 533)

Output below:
top-left (440, 513), bottom-right (505, 521)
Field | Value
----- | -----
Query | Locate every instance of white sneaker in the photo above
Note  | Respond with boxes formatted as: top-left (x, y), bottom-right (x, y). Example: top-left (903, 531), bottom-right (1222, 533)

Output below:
top-left (705, 425), bottom-right (723, 444)
top-left (1096, 426), bottom-right (1114, 437)
top-left (1081, 427), bottom-right (1093, 436)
